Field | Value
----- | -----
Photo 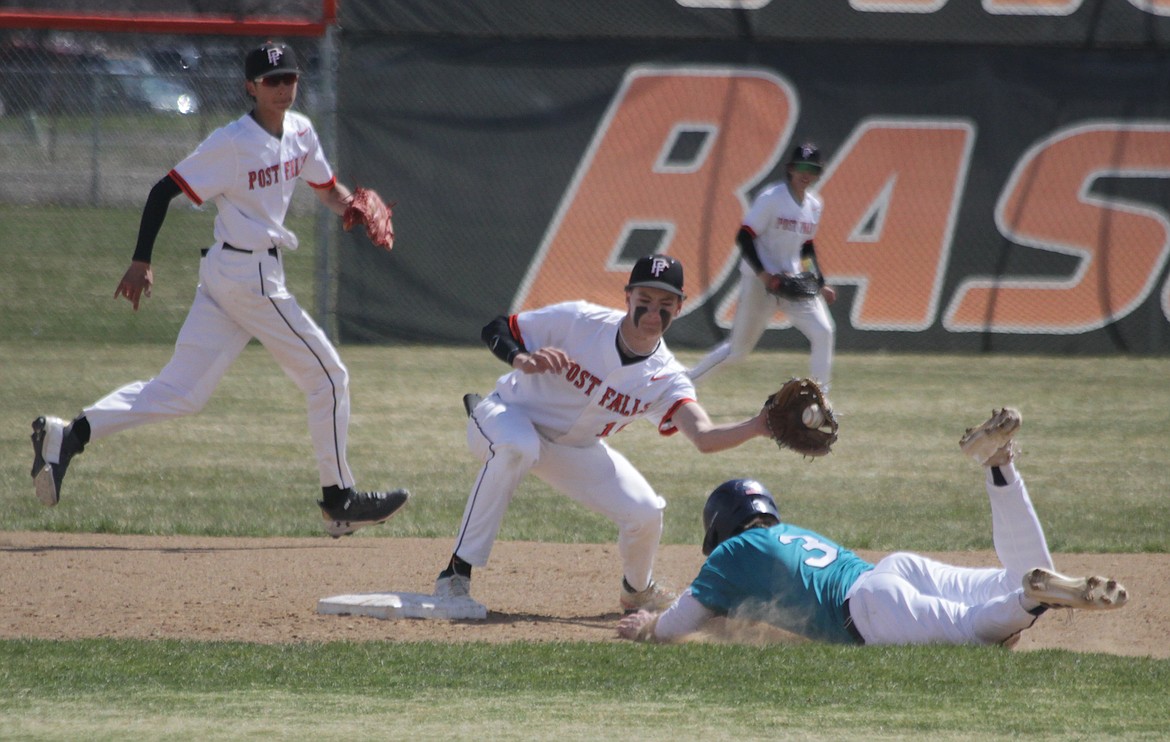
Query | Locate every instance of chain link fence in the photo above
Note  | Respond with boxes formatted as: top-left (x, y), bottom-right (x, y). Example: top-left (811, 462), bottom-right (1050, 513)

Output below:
top-left (0, 29), bottom-right (335, 345)
top-left (0, 30), bottom-right (328, 208)
top-left (4, 4), bottom-right (1169, 353)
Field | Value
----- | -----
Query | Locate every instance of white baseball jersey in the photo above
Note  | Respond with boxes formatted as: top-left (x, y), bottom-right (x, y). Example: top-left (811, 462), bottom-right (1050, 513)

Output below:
top-left (741, 180), bottom-right (823, 275)
top-left (169, 110), bottom-right (335, 251)
top-left (494, 301), bottom-right (695, 446)
top-left (83, 108), bottom-right (357, 490)
top-left (688, 179), bottom-right (833, 388)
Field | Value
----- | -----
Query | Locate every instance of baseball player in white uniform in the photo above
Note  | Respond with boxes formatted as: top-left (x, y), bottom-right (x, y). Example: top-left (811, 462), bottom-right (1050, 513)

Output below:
top-left (435, 255), bottom-right (777, 613)
top-left (618, 409), bottom-right (1129, 645)
top-left (29, 41), bottom-right (408, 537)
top-left (689, 143), bottom-right (837, 393)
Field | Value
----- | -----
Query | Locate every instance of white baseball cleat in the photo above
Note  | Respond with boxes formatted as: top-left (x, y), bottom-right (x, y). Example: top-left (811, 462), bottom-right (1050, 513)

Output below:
top-left (434, 573), bottom-right (472, 599)
top-left (959, 408), bottom-right (1021, 466)
top-left (1022, 568), bottom-right (1128, 610)
top-left (619, 579), bottom-right (677, 614)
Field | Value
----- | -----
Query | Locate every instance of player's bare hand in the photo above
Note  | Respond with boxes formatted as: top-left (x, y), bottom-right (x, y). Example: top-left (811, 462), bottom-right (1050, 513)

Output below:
top-left (514, 347), bottom-right (570, 375)
top-left (114, 260), bottom-right (153, 311)
top-left (617, 609), bottom-right (656, 641)
top-left (821, 284), bottom-right (837, 304)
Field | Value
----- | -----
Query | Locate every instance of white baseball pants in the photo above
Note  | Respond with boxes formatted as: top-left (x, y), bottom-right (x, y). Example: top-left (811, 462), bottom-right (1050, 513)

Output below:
top-left (689, 270), bottom-right (835, 391)
top-left (453, 393), bottom-right (667, 592)
top-left (845, 464), bottom-right (1054, 645)
top-left (82, 243), bottom-right (355, 488)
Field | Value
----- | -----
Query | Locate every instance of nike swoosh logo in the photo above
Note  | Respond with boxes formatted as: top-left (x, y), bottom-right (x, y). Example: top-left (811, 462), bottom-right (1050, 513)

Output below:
top-left (650, 373), bottom-right (670, 382)
top-left (297, 128), bottom-right (310, 136)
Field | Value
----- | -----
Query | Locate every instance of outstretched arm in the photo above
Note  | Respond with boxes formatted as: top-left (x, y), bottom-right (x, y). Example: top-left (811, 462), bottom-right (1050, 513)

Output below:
top-left (617, 590), bottom-right (715, 642)
top-left (671, 400), bottom-right (770, 454)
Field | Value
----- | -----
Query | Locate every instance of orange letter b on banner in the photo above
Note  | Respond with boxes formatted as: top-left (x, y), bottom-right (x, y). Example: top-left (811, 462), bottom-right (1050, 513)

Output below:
top-left (513, 66), bottom-right (798, 313)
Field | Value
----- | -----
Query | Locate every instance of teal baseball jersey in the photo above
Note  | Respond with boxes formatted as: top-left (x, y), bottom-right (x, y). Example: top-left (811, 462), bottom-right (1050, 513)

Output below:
top-left (689, 523), bottom-right (875, 644)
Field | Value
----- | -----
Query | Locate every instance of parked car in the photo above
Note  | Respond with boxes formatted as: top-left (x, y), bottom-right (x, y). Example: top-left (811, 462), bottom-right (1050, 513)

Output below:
top-left (0, 36), bottom-right (97, 116)
top-left (94, 55), bottom-right (200, 115)
top-left (0, 38), bottom-right (202, 117)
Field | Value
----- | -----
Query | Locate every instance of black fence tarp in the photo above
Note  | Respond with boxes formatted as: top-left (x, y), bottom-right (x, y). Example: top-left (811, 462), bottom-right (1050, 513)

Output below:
top-left (334, 2), bottom-right (1170, 354)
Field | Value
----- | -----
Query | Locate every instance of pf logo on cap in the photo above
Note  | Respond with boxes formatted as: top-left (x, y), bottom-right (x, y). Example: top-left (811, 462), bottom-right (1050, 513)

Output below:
top-left (625, 254), bottom-right (685, 297)
top-left (267, 47), bottom-right (283, 66)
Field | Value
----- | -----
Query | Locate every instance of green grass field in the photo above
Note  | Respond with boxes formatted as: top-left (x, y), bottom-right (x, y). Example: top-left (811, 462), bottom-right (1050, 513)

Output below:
top-left (2, 205), bottom-right (1168, 739)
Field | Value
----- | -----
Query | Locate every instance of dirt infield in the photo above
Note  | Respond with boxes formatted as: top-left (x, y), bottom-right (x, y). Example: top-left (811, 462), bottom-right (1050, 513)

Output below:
top-left (1, 531), bottom-right (1165, 657)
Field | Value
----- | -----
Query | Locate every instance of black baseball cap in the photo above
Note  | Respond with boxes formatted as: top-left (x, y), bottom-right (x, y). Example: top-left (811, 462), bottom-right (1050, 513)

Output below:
top-left (625, 255), bottom-right (685, 298)
top-left (787, 142), bottom-right (822, 171)
top-left (245, 41), bottom-right (300, 80)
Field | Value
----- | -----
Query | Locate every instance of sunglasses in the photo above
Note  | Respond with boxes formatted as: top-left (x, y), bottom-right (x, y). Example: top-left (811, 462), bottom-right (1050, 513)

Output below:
top-left (257, 73), bottom-right (299, 87)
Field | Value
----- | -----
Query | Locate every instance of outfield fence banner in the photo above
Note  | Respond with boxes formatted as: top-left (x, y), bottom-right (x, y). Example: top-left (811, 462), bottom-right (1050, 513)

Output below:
top-left (2, 1), bottom-right (1169, 354)
top-left (344, 0), bottom-right (1170, 47)
top-left (335, 0), bottom-right (1170, 354)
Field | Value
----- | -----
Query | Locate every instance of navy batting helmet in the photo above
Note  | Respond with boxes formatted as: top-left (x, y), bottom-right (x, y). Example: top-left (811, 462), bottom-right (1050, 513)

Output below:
top-left (701, 479), bottom-right (781, 556)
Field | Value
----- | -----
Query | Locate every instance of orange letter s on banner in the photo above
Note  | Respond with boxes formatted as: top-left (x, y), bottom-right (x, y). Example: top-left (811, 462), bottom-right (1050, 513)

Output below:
top-left (946, 123), bottom-right (1170, 334)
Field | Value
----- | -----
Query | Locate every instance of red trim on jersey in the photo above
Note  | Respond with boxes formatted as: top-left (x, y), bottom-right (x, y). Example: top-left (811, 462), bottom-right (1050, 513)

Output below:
top-left (507, 314), bottom-right (525, 346)
top-left (308, 175), bottom-right (337, 191)
top-left (0, 11), bottom-right (331, 37)
top-left (658, 397), bottom-right (695, 436)
top-left (168, 169), bottom-right (202, 206)
top-left (741, 224), bottom-right (758, 237)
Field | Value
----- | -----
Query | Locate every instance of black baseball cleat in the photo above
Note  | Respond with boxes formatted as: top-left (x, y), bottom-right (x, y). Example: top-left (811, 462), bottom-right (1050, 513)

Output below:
top-left (319, 488), bottom-right (410, 538)
top-left (30, 416), bottom-right (83, 507)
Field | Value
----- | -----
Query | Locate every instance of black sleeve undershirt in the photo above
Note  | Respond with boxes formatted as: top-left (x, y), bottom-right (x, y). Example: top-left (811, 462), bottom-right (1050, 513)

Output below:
top-left (481, 315), bottom-right (527, 365)
top-left (736, 226), bottom-right (765, 274)
top-left (800, 240), bottom-right (825, 285)
top-left (132, 175), bottom-right (183, 264)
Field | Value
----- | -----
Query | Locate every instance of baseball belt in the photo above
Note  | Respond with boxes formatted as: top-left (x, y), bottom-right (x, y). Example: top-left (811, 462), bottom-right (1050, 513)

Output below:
top-left (842, 599), bottom-right (865, 644)
top-left (200, 243), bottom-right (278, 257)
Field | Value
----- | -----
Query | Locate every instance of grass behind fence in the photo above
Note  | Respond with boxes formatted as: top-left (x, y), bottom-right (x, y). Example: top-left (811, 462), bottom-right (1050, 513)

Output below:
top-left (0, 204), bottom-right (314, 345)
top-left (3, 343), bottom-right (1167, 552)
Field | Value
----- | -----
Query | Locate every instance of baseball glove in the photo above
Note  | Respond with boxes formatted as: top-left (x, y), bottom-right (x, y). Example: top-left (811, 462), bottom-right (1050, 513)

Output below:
top-left (343, 187), bottom-right (395, 251)
top-left (766, 271), bottom-right (823, 299)
top-left (762, 377), bottom-right (838, 457)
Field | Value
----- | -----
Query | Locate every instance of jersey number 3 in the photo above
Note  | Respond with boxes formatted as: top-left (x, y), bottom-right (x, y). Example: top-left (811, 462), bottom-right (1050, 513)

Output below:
top-left (778, 533), bottom-right (839, 568)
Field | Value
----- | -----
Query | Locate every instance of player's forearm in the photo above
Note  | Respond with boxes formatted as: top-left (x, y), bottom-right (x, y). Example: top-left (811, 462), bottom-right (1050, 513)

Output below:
top-left (317, 182), bottom-right (352, 217)
top-left (694, 418), bottom-right (768, 452)
top-left (679, 407), bottom-right (769, 453)
top-left (736, 226), bottom-right (765, 275)
top-left (622, 591), bottom-right (712, 642)
top-left (132, 175), bottom-right (182, 263)
top-left (482, 315), bottom-right (527, 365)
